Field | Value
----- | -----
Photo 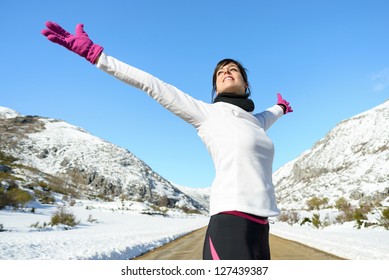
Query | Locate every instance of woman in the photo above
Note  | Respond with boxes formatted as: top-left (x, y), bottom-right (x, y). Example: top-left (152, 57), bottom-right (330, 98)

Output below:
top-left (41, 21), bottom-right (293, 260)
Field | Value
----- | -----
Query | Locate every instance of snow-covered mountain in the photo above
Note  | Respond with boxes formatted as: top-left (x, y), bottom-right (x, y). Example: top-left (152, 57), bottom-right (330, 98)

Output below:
top-left (273, 100), bottom-right (389, 210)
top-left (2, 102), bottom-right (388, 261)
top-left (0, 106), bottom-right (208, 213)
top-left (2, 99), bottom-right (388, 216)
top-left (174, 184), bottom-right (210, 211)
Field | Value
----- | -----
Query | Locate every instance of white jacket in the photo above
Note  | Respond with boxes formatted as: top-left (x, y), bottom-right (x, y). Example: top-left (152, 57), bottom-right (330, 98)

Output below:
top-left (96, 53), bottom-right (283, 217)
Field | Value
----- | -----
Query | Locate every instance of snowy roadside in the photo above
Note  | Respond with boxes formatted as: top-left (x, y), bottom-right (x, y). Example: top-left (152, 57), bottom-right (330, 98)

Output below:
top-left (1, 200), bottom-right (388, 260)
top-left (0, 201), bottom-right (209, 260)
top-left (270, 220), bottom-right (389, 260)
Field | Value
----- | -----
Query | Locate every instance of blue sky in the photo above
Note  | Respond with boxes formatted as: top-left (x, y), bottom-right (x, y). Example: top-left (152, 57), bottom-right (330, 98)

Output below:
top-left (1, 0), bottom-right (388, 188)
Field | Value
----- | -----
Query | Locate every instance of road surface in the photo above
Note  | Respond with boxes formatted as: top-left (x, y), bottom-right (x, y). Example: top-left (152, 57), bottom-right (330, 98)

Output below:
top-left (134, 227), bottom-right (344, 260)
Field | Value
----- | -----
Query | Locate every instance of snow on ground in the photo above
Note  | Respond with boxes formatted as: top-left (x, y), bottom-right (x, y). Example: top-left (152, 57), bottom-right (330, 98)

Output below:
top-left (269, 207), bottom-right (389, 260)
top-left (270, 221), bottom-right (389, 260)
top-left (1, 200), bottom-right (388, 260)
top-left (0, 200), bottom-right (209, 260)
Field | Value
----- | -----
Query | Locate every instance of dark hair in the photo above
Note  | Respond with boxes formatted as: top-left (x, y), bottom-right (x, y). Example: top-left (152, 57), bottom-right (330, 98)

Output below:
top-left (211, 58), bottom-right (251, 100)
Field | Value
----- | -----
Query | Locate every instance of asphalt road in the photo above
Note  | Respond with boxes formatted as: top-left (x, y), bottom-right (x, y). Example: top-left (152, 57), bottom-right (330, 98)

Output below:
top-left (134, 227), bottom-right (344, 260)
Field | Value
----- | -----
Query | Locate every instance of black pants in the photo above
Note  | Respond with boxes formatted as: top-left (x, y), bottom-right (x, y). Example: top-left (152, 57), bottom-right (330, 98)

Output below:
top-left (203, 213), bottom-right (270, 260)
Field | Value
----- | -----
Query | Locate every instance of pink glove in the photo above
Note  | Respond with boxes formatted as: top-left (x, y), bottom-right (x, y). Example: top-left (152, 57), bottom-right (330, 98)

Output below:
top-left (41, 21), bottom-right (103, 64)
top-left (277, 93), bottom-right (293, 114)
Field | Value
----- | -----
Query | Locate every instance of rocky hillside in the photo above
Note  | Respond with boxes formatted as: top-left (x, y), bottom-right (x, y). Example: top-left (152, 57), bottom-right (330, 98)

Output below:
top-left (0, 106), bottom-right (208, 214)
top-left (273, 100), bottom-right (389, 210)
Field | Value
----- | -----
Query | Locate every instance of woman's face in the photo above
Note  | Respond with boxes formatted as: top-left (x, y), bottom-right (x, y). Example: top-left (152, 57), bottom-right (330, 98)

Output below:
top-left (215, 63), bottom-right (248, 95)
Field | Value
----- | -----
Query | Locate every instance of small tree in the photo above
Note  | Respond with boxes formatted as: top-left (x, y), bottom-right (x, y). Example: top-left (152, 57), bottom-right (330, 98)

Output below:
top-left (0, 187), bottom-right (33, 209)
top-left (312, 213), bottom-right (321, 229)
top-left (377, 207), bottom-right (389, 230)
top-left (353, 208), bottom-right (368, 229)
top-left (11, 188), bottom-right (33, 208)
top-left (335, 197), bottom-right (355, 222)
top-left (300, 217), bottom-right (311, 226)
top-left (0, 188), bottom-right (11, 209)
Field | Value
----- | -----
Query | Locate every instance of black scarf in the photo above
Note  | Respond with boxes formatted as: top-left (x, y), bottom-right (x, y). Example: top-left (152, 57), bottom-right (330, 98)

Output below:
top-left (213, 93), bottom-right (255, 112)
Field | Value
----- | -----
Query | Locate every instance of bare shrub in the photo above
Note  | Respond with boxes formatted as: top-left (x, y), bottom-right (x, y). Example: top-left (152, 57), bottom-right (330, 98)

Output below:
top-left (377, 207), bottom-right (389, 230)
top-left (307, 196), bottom-right (329, 210)
top-left (278, 212), bottom-right (289, 223)
top-left (50, 207), bottom-right (79, 228)
top-left (0, 187), bottom-right (32, 209)
top-left (87, 214), bottom-right (98, 223)
top-left (335, 197), bottom-right (351, 212)
top-left (278, 211), bottom-right (300, 225)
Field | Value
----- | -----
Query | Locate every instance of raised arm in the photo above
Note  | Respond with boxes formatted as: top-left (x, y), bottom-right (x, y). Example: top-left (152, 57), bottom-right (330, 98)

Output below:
top-left (255, 93), bottom-right (293, 130)
top-left (41, 21), bottom-right (209, 127)
top-left (96, 53), bottom-right (209, 126)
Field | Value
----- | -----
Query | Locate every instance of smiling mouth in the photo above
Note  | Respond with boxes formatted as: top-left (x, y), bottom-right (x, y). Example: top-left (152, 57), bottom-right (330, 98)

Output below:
top-left (223, 77), bottom-right (234, 82)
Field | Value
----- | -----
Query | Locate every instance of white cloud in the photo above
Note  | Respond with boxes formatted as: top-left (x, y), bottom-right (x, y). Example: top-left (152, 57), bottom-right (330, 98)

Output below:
top-left (372, 68), bottom-right (389, 92)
